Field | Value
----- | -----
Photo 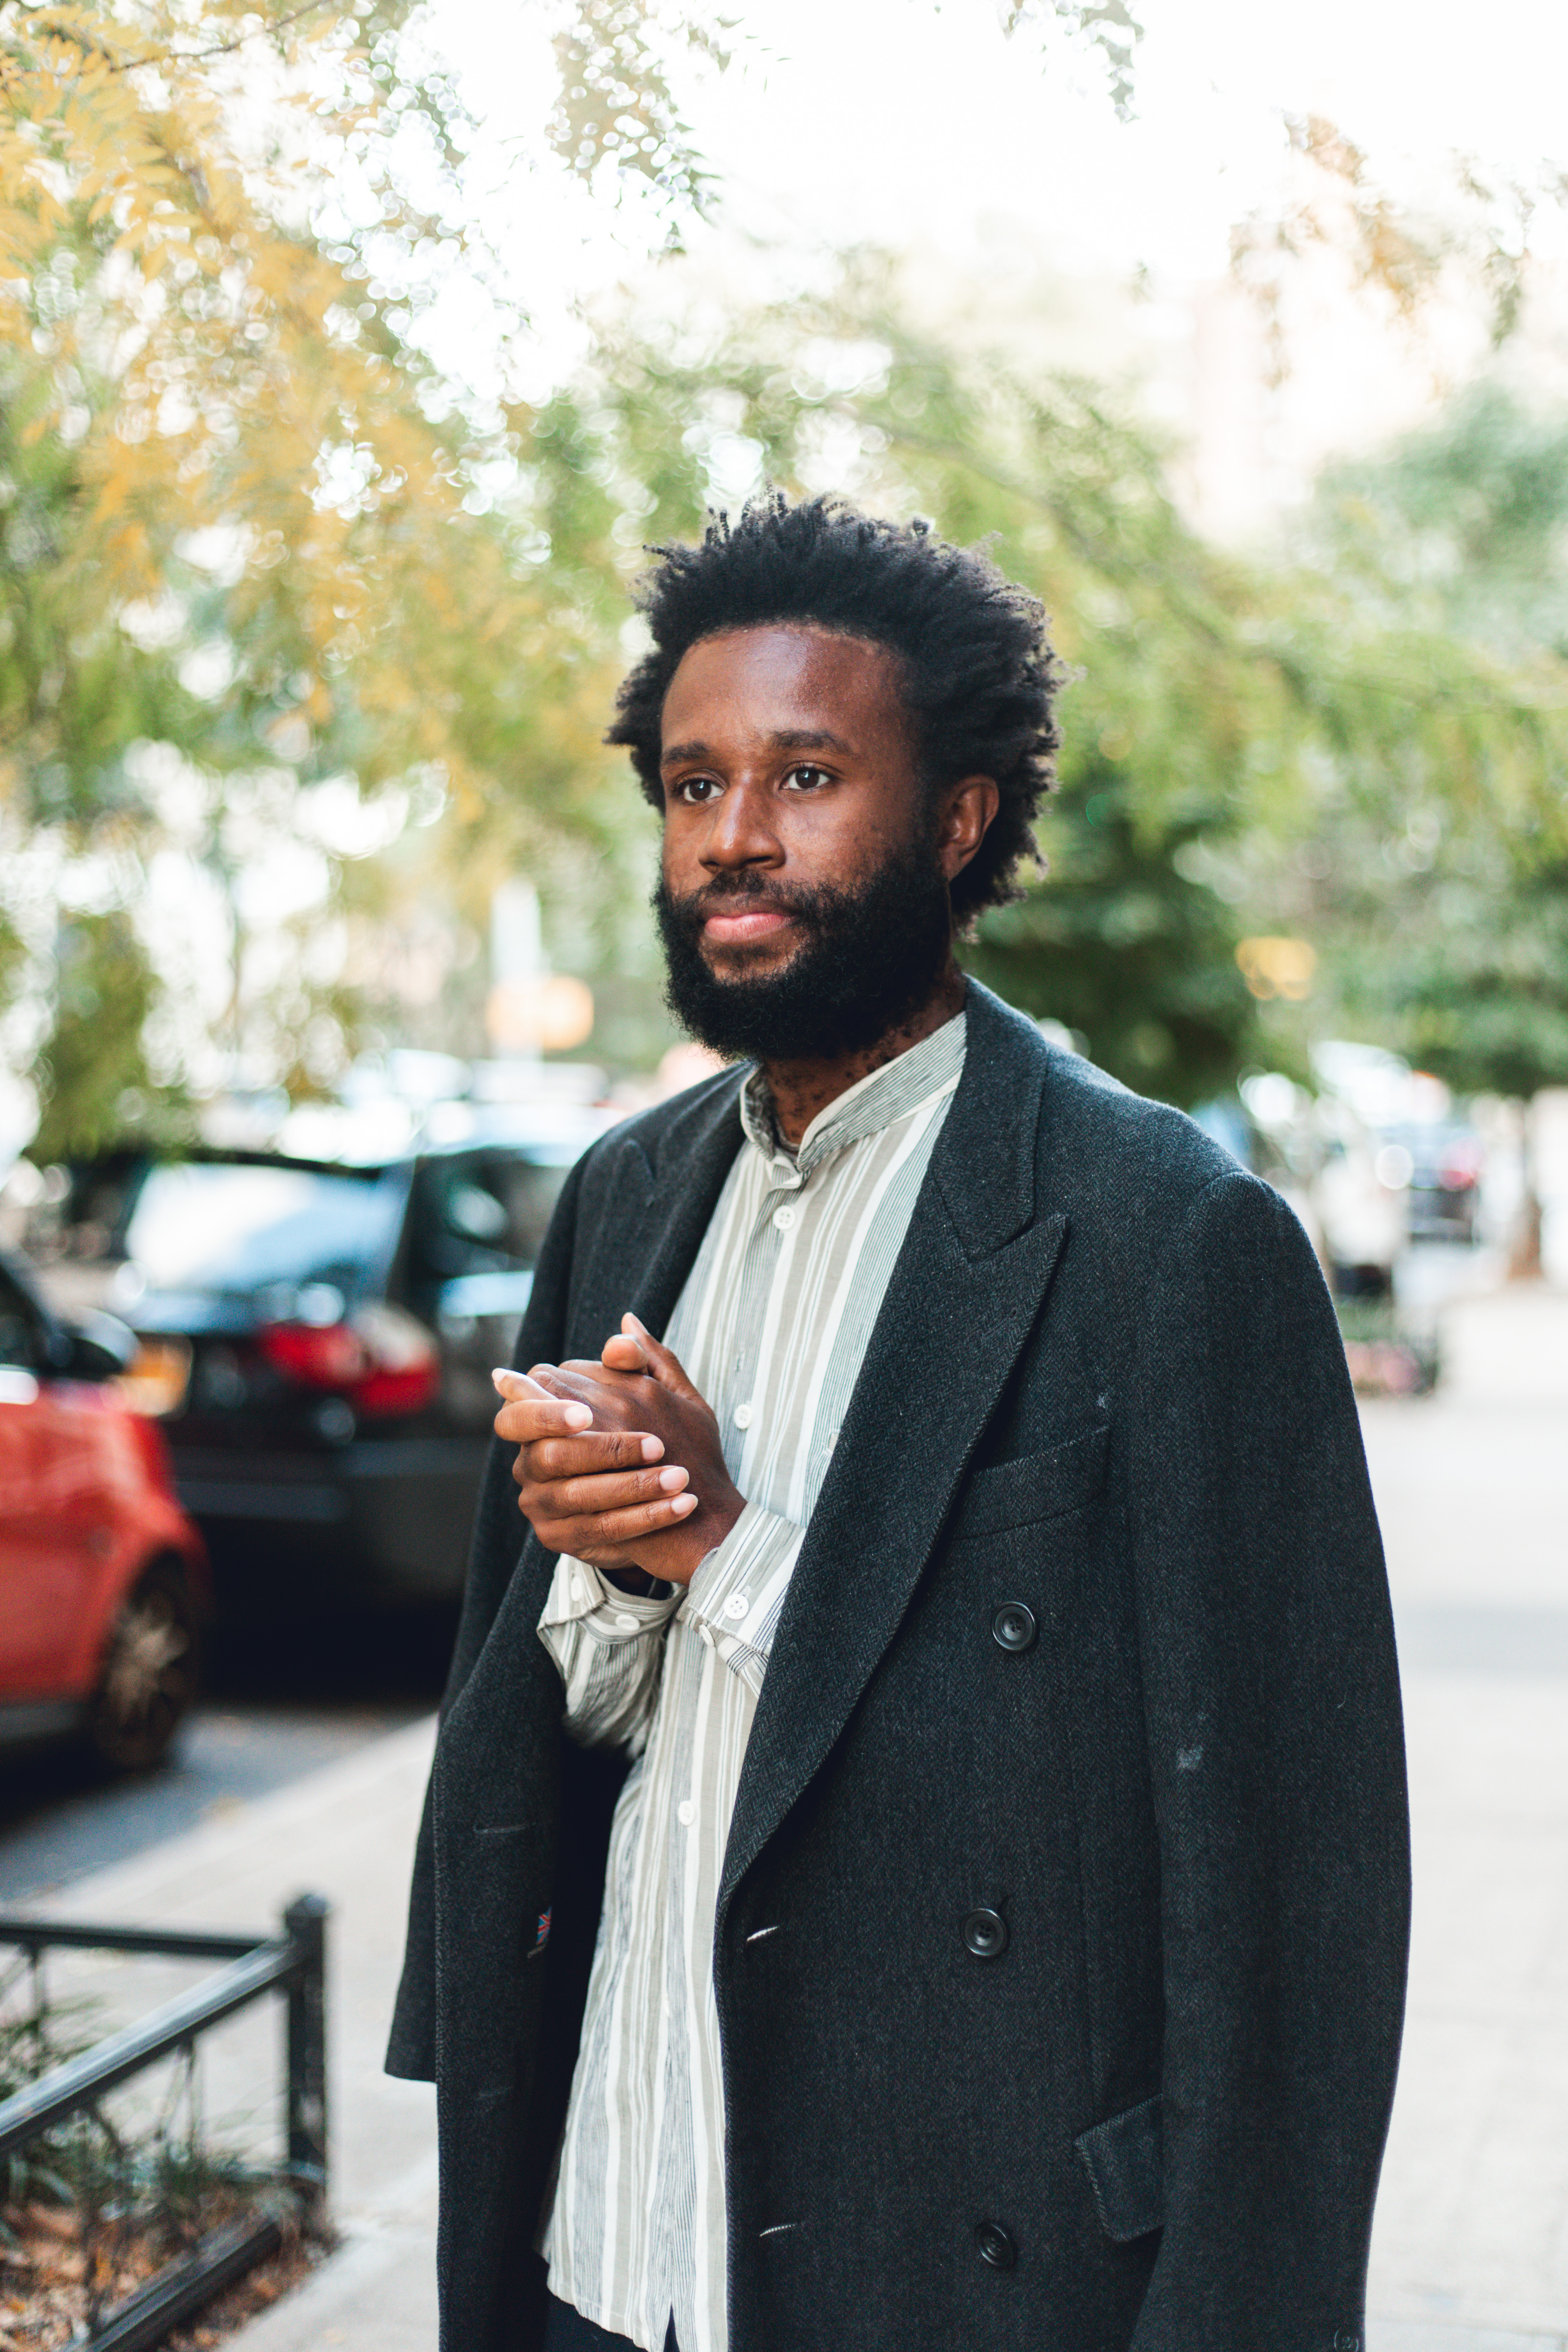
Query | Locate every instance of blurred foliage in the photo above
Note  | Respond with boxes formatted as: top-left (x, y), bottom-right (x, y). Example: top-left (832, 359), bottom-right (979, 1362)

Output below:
top-left (2, 0), bottom-right (1564, 1134)
top-left (1231, 116), bottom-right (1568, 371)
top-left (1288, 384), bottom-right (1568, 1098)
top-left (0, 0), bottom-right (746, 1139)
top-left (513, 258), bottom-right (1568, 1102)
top-left (28, 910), bottom-right (188, 1161)
top-left (1317, 384), bottom-right (1568, 660)
top-left (0, 0), bottom-right (1134, 1141)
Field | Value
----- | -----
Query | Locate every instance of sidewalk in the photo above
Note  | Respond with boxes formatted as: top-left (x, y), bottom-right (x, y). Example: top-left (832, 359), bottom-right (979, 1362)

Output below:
top-left (30, 1285), bottom-right (1566, 2352)
top-left (1362, 1284), bottom-right (1568, 2352)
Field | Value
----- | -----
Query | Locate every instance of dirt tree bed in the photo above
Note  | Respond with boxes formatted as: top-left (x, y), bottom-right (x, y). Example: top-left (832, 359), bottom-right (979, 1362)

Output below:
top-left (0, 2196), bottom-right (326, 2351)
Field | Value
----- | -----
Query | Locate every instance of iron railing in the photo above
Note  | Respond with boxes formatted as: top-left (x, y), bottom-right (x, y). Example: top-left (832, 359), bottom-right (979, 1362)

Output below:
top-left (0, 1895), bottom-right (329, 2352)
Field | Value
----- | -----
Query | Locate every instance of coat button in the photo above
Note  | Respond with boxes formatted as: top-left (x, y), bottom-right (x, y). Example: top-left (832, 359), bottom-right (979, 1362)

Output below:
top-left (962, 1907), bottom-right (1008, 1959)
top-left (992, 1603), bottom-right (1037, 1653)
top-left (974, 2220), bottom-right (1017, 2270)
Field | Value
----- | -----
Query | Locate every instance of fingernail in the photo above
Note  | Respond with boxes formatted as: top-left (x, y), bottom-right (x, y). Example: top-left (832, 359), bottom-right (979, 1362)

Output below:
top-left (658, 1466), bottom-right (687, 1492)
top-left (641, 1436), bottom-right (664, 1461)
top-left (564, 1404), bottom-right (592, 1429)
top-left (670, 1492), bottom-right (697, 1514)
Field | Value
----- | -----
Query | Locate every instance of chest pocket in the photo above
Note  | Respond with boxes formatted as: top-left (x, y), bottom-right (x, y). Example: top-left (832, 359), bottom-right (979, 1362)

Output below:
top-left (940, 1423), bottom-right (1109, 1636)
top-left (947, 1421), bottom-right (1110, 1544)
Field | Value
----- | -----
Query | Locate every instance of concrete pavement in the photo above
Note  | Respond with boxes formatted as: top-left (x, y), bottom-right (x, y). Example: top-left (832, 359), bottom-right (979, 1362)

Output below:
top-left (19, 1282), bottom-right (1563, 2351)
top-left (1363, 1284), bottom-right (1568, 2351)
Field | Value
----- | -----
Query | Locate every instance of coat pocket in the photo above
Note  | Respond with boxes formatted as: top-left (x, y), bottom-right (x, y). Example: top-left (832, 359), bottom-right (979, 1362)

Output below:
top-left (950, 1422), bottom-right (1110, 1544)
top-left (1074, 2092), bottom-right (1164, 2243)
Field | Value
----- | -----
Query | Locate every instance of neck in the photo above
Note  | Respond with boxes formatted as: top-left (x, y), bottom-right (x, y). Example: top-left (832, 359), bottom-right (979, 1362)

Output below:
top-left (760, 961), bottom-right (966, 1149)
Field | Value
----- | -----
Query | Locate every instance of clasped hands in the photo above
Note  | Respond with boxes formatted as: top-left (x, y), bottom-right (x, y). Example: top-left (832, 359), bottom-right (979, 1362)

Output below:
top-left (492, 1313), bottom-right (744, 1588)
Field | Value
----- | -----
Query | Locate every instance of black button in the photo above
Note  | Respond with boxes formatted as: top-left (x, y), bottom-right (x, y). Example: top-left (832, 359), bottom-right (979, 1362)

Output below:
top-left (962, 1907), bottom-right (1008, 1960)
top-left (992, 1603), bottom-right (1037, 1653)
top-left (974, 2220), bottom-right (1016, 2270)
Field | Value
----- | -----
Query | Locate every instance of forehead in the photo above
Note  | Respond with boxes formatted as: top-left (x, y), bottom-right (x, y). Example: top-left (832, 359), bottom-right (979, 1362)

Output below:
top-left (660, 625), bottom-right (910, 749)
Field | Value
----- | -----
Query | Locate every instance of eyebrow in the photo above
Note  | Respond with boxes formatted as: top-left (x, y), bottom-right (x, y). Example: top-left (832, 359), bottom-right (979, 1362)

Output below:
top-left (660, 728), bottom-right (856, 767)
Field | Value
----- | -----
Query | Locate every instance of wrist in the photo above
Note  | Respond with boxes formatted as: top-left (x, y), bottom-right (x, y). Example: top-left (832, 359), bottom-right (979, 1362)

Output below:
top-left (683, 1487), bottom-right (745, 1564)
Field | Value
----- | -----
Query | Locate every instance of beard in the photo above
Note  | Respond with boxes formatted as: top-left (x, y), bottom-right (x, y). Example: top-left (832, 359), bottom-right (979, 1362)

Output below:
top-left (654, 835), bottom-right (954, 1064)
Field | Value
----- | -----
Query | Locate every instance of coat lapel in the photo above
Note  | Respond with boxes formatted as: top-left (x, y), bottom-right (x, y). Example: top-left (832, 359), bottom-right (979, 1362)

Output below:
top-left (567, 1069), bottom-right (746, 1358)
top-left (719, 987), bottom-right (1068, 1916)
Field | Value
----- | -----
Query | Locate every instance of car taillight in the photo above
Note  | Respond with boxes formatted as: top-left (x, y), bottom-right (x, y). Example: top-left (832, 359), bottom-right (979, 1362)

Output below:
top-left (259, 1304), bottom-right (439, 1418)
top-left (124, 1408), bottom-right (181, 1496)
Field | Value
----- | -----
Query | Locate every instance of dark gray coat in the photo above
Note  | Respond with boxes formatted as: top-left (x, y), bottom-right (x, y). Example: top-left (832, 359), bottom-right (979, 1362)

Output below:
top-left (388, 982), bottom-right (1409, 2352)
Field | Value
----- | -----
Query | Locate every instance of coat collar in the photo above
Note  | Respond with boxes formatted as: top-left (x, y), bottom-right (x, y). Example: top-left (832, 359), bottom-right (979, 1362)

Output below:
top-left (718, 981), bottom-right (1069, 1918)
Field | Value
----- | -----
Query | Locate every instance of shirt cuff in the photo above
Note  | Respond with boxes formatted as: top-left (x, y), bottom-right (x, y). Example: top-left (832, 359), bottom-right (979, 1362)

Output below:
top-left (679, 1502), bottom-right (804, 1697)
top-left (539, 1555), bottom-right (681, 1643)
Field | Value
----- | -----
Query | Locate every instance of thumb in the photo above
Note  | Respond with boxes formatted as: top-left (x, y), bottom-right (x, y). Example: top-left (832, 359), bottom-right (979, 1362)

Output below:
top-left (621, 1311), bottom-right (703, 1402)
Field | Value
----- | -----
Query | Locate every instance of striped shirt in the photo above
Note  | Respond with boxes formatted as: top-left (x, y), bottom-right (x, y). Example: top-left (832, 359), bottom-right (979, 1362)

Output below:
top-left (534, 1010), bottom-right (967, 2352)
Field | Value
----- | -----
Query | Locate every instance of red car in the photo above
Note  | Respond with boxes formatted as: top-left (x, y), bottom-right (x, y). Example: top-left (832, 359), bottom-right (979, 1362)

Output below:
top-left (0, 1250), bottom-right (207, 1770)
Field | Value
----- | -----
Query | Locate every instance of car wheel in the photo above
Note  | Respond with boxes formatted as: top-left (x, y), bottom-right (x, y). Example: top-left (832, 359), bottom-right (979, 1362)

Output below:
top-left (84, 1558), bottom-right (201, 1772)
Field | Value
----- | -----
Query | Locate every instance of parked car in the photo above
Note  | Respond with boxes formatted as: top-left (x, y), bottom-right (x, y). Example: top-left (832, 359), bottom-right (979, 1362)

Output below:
top-left (1377, 1120), bottom-right (1484, 1246)
top-left (18, 1111), bottom-right (613, 1610)
top-left (0, 1250), bottom-right (207, 1768)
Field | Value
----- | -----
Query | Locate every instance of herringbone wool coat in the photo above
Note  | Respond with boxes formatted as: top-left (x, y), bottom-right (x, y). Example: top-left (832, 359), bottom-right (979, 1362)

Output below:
top-left (388, 982), bottom-right (1410, 2352)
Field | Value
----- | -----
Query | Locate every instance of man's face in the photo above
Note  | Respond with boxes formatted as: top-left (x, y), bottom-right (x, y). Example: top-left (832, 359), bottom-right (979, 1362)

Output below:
top-left (654, 625), bottom-right (955, 1062)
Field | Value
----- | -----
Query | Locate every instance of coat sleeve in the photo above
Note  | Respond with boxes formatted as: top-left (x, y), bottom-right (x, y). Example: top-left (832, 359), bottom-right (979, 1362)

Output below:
top-left (1126, 1169), bottom-right (1409, 2348)
top-left (384, 1149), bottom-right (589, 2083)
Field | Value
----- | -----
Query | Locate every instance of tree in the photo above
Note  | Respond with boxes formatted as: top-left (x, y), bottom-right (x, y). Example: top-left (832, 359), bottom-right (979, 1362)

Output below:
top-left (0, 0), bottom-right (1157, 1147)
top-left (517, 257), bottom-right (1567, 1103)
top-left (27, 909), bottom-right (173, 1161)
top-left (1293, 385), bottom-right (1568, 1104)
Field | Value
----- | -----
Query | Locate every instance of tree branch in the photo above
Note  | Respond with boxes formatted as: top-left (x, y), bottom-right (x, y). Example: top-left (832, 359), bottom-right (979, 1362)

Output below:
top-left (14, 1), bottom-right (331, 76)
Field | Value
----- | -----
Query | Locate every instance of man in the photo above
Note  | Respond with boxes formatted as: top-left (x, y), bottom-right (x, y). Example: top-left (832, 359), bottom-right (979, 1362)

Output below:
top-left (389, 497), bottom-right (1409, 2352)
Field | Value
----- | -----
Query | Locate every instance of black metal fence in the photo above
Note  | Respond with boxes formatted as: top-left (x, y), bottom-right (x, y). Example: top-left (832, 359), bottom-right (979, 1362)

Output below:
top-left (0, 1895), bottom-right (329, 2352)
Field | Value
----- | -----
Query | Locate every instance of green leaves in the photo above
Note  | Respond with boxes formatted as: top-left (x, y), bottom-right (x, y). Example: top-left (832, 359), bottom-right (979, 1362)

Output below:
top-left (999, 0), bottom-right (1143, 122)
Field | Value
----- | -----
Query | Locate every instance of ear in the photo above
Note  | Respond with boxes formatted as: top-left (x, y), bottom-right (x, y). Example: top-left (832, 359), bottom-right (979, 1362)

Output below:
top-left (938, 776), bottom-right (1001, 881)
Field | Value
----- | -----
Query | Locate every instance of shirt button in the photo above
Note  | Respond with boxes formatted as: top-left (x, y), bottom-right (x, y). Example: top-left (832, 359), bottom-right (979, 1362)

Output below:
top-left (724, 1594), bottom-right (749, 1621)
top-left (733, 1401), bottom-right (754, 1430)
top-left (613, 1612), bottom-right (639, 1633)
top-left (772, 1204), bottom-right (796, 1231)
top-left (677, 1799), bottom-right (695, 1826)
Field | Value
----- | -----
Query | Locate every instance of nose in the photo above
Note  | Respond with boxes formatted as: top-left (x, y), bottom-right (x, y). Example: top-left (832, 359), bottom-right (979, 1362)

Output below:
top-left (700, 777), bottom-right (783, 877)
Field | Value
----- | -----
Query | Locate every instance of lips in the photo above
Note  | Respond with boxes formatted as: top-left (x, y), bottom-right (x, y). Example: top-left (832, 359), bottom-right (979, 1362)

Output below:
top-left (702, 907), bottom-right (794, 945)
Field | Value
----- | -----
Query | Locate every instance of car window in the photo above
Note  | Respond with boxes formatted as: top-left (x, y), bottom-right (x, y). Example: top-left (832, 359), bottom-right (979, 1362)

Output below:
top-left (0, 1265), bottom-right (44, 1370)
top-left (122, 1163), bottom-right (402, 1298)
top-left (408, 1150), bottom-right (574, 1284)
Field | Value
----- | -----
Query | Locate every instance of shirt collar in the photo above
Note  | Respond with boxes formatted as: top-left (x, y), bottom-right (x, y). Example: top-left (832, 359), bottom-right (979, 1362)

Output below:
top-left (739, 1008), bottom-right (967, 1180)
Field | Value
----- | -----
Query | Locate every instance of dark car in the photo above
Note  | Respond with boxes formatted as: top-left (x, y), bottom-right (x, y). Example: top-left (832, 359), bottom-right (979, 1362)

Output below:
top-left (0, 1251), bottom-right (208, 1767)
top-left (1379, 1120), bottom-right (1484, 1245)
top-left (21, 1114), bottom-right (611, 1610)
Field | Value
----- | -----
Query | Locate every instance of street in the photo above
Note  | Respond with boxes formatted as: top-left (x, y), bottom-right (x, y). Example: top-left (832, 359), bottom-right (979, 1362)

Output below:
top-left (0, 1610), bottom-right (450, 1905)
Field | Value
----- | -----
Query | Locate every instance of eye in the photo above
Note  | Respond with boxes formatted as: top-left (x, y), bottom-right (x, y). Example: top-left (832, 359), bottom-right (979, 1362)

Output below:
top-left (670, 774), bottom-right (722, 806)
top-left (782, 764), bottom-right (832, 792)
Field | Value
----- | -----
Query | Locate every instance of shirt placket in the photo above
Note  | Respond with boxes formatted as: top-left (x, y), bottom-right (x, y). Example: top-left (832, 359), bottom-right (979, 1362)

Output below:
top-left (719, 1147), bottom-right (807, 1485)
